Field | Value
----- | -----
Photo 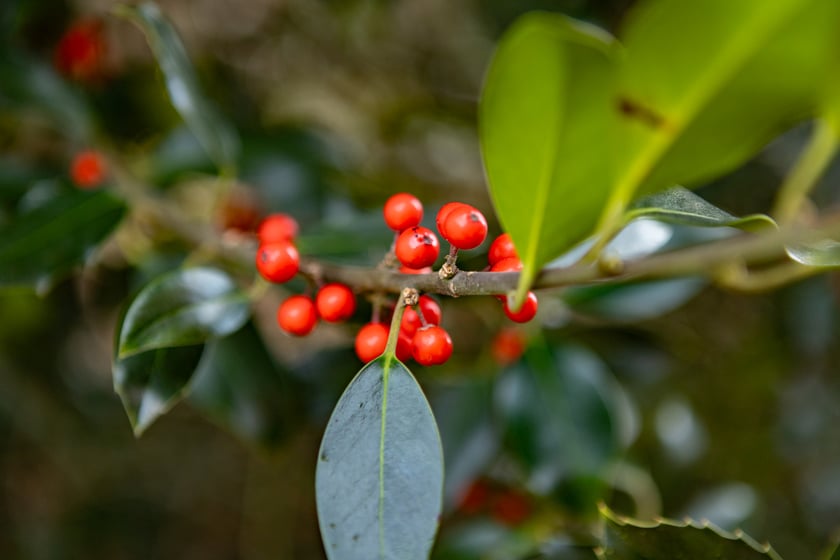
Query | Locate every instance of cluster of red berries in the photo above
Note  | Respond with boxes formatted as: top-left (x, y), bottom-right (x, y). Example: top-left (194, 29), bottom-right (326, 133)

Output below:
top-left (255, 192), bottom-right (538, 367)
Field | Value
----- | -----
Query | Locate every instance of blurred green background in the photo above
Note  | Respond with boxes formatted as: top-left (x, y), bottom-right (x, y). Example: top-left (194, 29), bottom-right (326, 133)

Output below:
top-left (2, 0), bottom-right (840, 558)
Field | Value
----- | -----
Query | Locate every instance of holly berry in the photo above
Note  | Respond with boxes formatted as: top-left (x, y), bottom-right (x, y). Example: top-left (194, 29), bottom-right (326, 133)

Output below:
top-left (491, 328), bottom-right (526, 365)
top-left (443, 205), bottom-right (488, 250)
top-left (490, 489), bottom-right (532, 527)
top-left (436, 202), bottom-right (470, 240)
top-left (503, 291), bottom-right (538, 323)
top-left (277, 295), bottom-right (318, 336)
top-left (412, 325), bottom-right (453, 366)
top-left (490, 256), bottom-right (523, 272)
top-left (488, 233), bottom-right (517, 266)
top-left (399, 265), bottom-right (433, 274)
top-left (71, 150), bottom-right (107, 189)
top-left (316, 283), bottom-right (356, 322)
top-left (396, 330), bottom-right (413, 362)
top-left (258, 213), bottom-right (299, 243)
top-left (355, 323), bottom-right (390, 362)
top-left (55, 19), bottom-right (106, 82)
top-left (395, 226), bottom-right (440, 269)
top-left (383, 193), bottom-right (423, 232)
top-left (458, 480), bottom-right (491, 515)
top-left (401, 295), bottom-right (442, 336)
top-left (256, 241), bottom-right (300, 283)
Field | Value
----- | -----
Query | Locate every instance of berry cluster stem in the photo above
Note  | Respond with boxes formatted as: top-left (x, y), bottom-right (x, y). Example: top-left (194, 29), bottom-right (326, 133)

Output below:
top-left (439, 245), bottom-right (460, 280)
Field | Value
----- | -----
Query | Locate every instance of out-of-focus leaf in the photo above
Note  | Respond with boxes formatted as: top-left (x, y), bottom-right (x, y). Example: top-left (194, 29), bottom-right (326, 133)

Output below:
top-left (480, 12), bottom-right (617, 307)
top-left (113, 344), bottom-right (204, 436)
top-left (597, 503), bottom-right (784, 560)
top-left (494, 343), bottom-right (620, 493)
top-left (820, 542), bottom-right (840, 560)
top-left (316, 356), bottom-right (443, 560)
top-left (0, 189), bottom-right (125, 291)
top-left (0, 52), bottom-right (94, 142)
top-left (627, 187), bottom-right (775, 232)
top-left (118, 2), bottom-right (240, 172)
top-left (189, 322), bottom-right (294, 446)
top-left (117, 267), bottom-right (249, 358)
top-left (611, 0), bottom-right (840, 204)
top-left (430, 379), bottom-right (499, 508)
top-left (564, 278), bottom-right (704, 322)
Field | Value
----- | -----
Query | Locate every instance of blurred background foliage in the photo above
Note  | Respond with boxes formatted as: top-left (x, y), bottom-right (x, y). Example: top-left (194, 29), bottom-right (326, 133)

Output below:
top-left (2, 0), bottom-right (840, 558)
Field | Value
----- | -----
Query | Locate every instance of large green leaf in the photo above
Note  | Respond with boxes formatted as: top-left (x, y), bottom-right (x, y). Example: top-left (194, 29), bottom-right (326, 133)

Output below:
top-left (189, 323), bottom-right (295, 446)
top-left (113, 344), bottom-right (205, 436)
top-left (118, 2), bottom-right (239, 172)
top-left (604, 0), bottom-right (840, 225)
top-left (597, 504), bottom-right (784, 560)
top-left (0, 189), bottom-right (125, 291)
top-left (479, 13), bottom-right (617, 307)
top-left (316, 356), bottom-right (444, 560)
top-left (117, 267), bottom-right (250, 358)
top-left (494, 343), bottom-right (621, 492)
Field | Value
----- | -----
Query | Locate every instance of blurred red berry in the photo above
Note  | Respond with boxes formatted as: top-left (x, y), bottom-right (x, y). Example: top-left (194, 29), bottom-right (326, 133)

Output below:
top-left (218, 190), bottom-right (261, 233)
top-left (395, 226), bottom-right (440, 269)
top-left (277, 295), bottom-right (318, 336)
top-left (258, 213), bottom-right (299, 243)
top-left (491, 328), bottom-right (526, 365)
top-left (458, 480), bottom-right (491, 515)
top-left (488, 233), bottom-right (518, 266)
top-left (70, 150), bottom-right (107, 189)
top-left (256, 241), bottom-right (299, 283)
top-left (490, 490), bottom-right (532, 527)
top-left (55, 19), bottom-right (106, 83)
top-left (316, 283), bottom-right (356, 322)
top-left (383, 193), bottom-right (423, 232)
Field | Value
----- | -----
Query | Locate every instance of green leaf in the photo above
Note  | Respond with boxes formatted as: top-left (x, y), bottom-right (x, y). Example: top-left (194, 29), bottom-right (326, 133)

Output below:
top-left (113, 344), bottom-right (205, 436)
top-left (606, 0), bottom-right (840, 215)
top-left (597, 504), bottom-right (784, 560)
top-left (117, 267), bottom-right (250, 359)
top-left (480, 13), bottom-right (617, 307)
top-left (0, 189), bottom-right (125, 292)
top-left (628, 187), bottom-right (775, 232)
top-left (0, 52), bottom-right (94, 142)
top-left (189, 322), bottom-right (295, 446)
top-left (494, 343), bottom-right (621, 492)
top-left (316, 356), bottom-right (444, 560)
top-left (564, 278), bottom-right (704, 323)
top-left (118, 2), bottom-right (240, 173)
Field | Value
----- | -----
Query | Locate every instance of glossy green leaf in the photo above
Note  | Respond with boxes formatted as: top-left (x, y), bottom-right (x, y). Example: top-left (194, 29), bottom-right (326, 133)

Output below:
top-left (0, 189), bottom-right (125, 291)
top-left (628, 188), bottom-right (775, 232)
top-left (117, 267), bottom-right (250, 359)
top-left (597, 504), bottom-right (784, 560)
top-left (118, 2), bottom-right (240, 172)
top-left (113, 344), bottom-right (205, 436)
top-left (608, 0), bottom-right (840, 211)
top-left (189, 323), bottom-right (295, 446)
top-left (494, 343), bottom-right (620, 492)
top-left (0, 52), bottom-right (94, 142)
top-left (316, 356), bottom-right (444, 560)
top-left (480, 13), bottom-right (617, 307)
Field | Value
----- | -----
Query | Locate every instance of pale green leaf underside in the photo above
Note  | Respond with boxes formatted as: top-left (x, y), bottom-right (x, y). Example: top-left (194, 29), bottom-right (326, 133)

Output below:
top-left (316, 357), bottom-right (444, 560)
top-left (480, 12), bottom-right (617, 308)
top-left (597, 503), bottom-right (784, 560)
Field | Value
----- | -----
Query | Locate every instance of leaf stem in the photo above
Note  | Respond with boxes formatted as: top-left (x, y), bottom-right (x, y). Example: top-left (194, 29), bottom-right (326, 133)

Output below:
top-left (773, 119), bottom-right (838, 225)
top-left (383, 288), bottom-right (417, 360)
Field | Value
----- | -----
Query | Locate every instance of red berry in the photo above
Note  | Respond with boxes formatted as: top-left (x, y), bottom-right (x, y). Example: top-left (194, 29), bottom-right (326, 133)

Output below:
top-left (355, 323), bottom-right (389, 362)
top-left (400, 295), bottom-right (442, 337)
top-left (412, 325), bottom-right (453, 366)
top-left (491, 328), bottom-right (526, 365)
top-left (488, 233), bottom-right (518, 266)
top-left (383, 193), bottom-right (423, 231)
top-left (443, 205), bottom-right (488, 250)
top-left (55, 19), bottom-right (106, 82)
top-left (316, 283), bottom-right (356, 322)
top-left (277, 295), bottom-right (317, 336)
top-left (503, 292), bottom-right (538, 323)
top-left (458, 480), bottom-right (491, 515)
top-left (395, 226), bottom-right (440, 269)
top-left (399, 265), bottom-right (433, 274)
top-left (490, 257), bottom-right (523, 272)
top-left (258, 213), bottom-right (299, 243)
top-left (218, 191), bottom-right (261, 233)
top-left (396, 330), bottom-right (413, 362)
top-left (256, 241), bottom-right (300, 283)
top-left (71, 150), bottom-right (107, 188)
top-left (436, 202), bottom-right (470, 240)
top-left (490, 490), bottom-right (532, 527)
